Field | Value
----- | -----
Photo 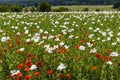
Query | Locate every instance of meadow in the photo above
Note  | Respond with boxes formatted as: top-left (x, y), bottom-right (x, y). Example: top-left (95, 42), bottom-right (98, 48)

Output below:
top-left (52, 5), bottom-right (117, 11)
top-left (0, 11), bottom-right (120, 80)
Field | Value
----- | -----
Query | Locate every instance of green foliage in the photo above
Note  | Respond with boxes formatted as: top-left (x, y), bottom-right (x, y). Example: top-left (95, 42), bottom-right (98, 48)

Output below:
top-left (0, 5), bottom-right (10, 12)
top-left (118, 7), bottom-right (120, 11)
top-left (52, 7), bottom-right (69, 12)
top-left (37, 2), bottom-right (51, 12)
top-left (29, 6), bottom-right (36, 12)
top-left (82, 8), bottom-right (89, 11)
top-left (96, 9), bottom-right (101, 12)
top-left (11, 5), bottom-right (23, 12)
top-left (113, 1), bottom-right (120, 9)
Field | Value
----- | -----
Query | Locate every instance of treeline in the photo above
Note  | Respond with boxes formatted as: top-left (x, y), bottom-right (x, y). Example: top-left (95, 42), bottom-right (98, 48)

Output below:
top-left (0, 0), bottom-right (120, 6)
top-left (0, 1), bottom-right (120, 12)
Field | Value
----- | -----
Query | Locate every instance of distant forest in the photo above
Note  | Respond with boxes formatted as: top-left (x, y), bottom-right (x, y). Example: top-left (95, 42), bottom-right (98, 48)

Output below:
top-left (0, 0), bottom-right (119, 6)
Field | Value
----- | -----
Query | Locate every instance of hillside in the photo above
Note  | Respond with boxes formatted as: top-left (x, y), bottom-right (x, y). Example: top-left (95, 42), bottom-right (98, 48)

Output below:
top-left (0, 0), bottom-right (119, 6)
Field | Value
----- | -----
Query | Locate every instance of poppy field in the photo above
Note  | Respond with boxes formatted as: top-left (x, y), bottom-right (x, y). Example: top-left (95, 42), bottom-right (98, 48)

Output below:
top-left (0, 12), bottom-right (120, 80)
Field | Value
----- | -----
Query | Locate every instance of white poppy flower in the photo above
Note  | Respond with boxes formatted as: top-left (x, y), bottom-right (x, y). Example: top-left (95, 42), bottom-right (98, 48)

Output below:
top-left (10, 70), bottom-right (20, 76)
top-left (79, 46), bottom-right (86, 51)
top-left (30, 64), bottom-right (37, 70)
top-left (106, 61), bottom-right (112, 65)
top-left (110, 52), bottom-right (119, 57)
top-left (57, 63), bottom-right (66, 71)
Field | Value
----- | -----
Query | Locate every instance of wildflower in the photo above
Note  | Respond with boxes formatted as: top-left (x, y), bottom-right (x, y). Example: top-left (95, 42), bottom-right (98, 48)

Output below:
top-left (17, 63), bottom-right (25, 69)
top-left (24, 74), bottom-right (32, 80)
top-left (76, 56), bottom-right (82, 60)
top-left (59, 73), bottom-right (63, 78)
top-left (55, 38), bottom-right (60, 41)
top-left (16, 72), bottom-right (22, 77)
top-left (30, 64), bottom-right (37, 70)
top-left (17, 32), bottom-right (21, 35)
top-left (90, 48), bottom-right (97, 53)
top-left (57, 63), bottom-right (66, 71)
top-left (24, 67), bottom-right (30, 71)
top-left (106, 56), bottom-right (112, 60)
top-left (37, 60), bottom-right (42, 67)
top-left (16, 39), bottom-right (20, 45)
top-left (112, 42), bottom-right (117, 45)
top-left (117, 62), bottom-right (120, 67)
top-left (26, 39), bottom-right (31, 45)
top-left (79, 46), bottom-right (86, 51)
top-left (95, 53), bottom-right (104, 59)
top-left (48, 35), bottom-right (54, 39)
top-left (34, 71), bottom-right (40, 76)
top-left (9, 74), bottom-right (13, 78)
top-left (88, 34), bottom-right (94, 38)
top-left (101, 32), bottom-right (106, 36)
top-left (110, 52), bottom-right (119, 57)
top-left (92, 66), bottom-right (97, 70)
top-left (19, 48), bottom-right (24, 52)
top-left (74, 45), bottom-right (79, 49)
top-left (87, 42), bottom-right (94, 47)
top-left (25, 30), bottom-right (29, 34)
top-left (31, 35), bottom-right (40, 43)
top-left (68, 35), bottom-right (74, 38)
top-left (106, 61), bottom-right (112, 65)
top-left (0, 59), bottom-right (2, 63)
top-left (10, 70), bottom-right (20, 76)
top-left (1, 36), bottom-right (9, 42)
top-left (66, 74), bottom-right (71, 79)
top-left (64, 45), bottom-right (69, 49)
top-left (59, 42), bottom-right (65, 46)
top-left (6, 41), bottom-right (11, 45)
top-left (47, 69), bottom-right (53, 75)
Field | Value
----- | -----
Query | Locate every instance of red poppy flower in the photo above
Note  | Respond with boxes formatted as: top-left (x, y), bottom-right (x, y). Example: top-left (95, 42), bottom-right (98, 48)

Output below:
top-left (59, 73), bottom-right (63, 78)
top-left (74, 45), bottom-right (79, 49)
top-left (24, 67), bottom-right (30, 71)
top-left (66, 74), bottom-right (71, 79)
top-left (47, 69), bottom-right (53, 75)
top-left (118, 63), bottom-right (120, 67)
top-left (34, 71), bottom-right (40, 76)
top-left (37, 60), bottom-right (43, 67)
top-left (9, 74), bottom-right (13, 78)
top-left (92, 66), bottom-right (97, 70)
top-left (24, 74), bottom-right (32, 80)
top-left (16, 72), bottom-right (22, 77)
top-left (17, 63), bottom-right (25, 69)
top-left (95, 53), bottom-right (104, 59)
top-left (16, 40), bottom-right (20, 45)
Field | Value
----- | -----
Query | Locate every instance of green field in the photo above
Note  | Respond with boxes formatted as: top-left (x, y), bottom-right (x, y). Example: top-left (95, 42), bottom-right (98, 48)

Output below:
top-left (52, 5), bottom-right (117, 11)
top-left (0, 12), bottom-right (120, 80)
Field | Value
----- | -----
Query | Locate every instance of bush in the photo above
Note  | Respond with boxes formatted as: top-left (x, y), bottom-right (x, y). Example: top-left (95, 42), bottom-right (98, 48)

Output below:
top-left (113, 1), bottom-right (120, 9)
top-left (58, 7), bottom-right (69, 12)
top-left (82, 8), bottom-right (89, 11)
top-left (52, 7), bottom-right (69, 12)
top-left (29, 6), bottom-right (36, 12)
top-left (118, 8), bottom-right (120, 11)
top-left (11, 5), bottom-right (23, 12)
top-left (0, 5), bottom-right (10, 12)
top-left (37, 2), bottom-right (51, 12)
top-left (96, 9), bottom-right (100, 12)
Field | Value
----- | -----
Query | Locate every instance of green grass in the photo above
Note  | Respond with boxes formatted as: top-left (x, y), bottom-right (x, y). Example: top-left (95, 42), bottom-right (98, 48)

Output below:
top-left (0, 12), bottom-right (120, 80)
top-left (52, 5), bottom-right (117, 11)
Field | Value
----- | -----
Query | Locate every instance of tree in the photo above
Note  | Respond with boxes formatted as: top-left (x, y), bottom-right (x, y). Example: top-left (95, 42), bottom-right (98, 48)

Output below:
top-left (37, 2), bottom-right (51, 12)
top-left (11, 5), bottom-right (23, 12)
top-left (0, 5), bottom-right (10, 12)
top-left (113, 1), bottom-right (120, 9)
top-left (82, 8), bottom-right (89, 11)
top-left (96, 9), bottom-right (100, 12)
